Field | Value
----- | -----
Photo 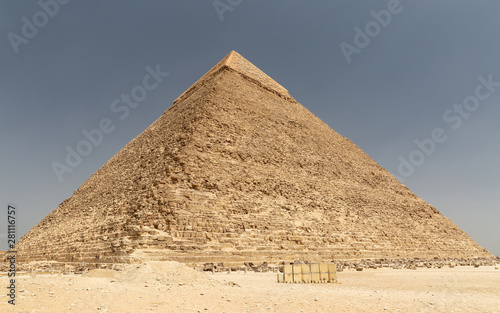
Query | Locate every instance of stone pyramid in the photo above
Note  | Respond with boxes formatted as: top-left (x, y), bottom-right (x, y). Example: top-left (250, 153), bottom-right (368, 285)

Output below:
top-left (15, 51), bottom-right (492, 264)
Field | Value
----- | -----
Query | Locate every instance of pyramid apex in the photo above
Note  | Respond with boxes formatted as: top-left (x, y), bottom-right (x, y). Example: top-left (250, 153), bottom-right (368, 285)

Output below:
top-left (174, 51), bottom-right (293, 104)
top-left (227, 50), bottom-right (240, 56)
top-left (224, 50), bottom-right (246, 62)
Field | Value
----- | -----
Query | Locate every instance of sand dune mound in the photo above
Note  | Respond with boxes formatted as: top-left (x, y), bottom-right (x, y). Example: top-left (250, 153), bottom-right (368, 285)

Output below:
top-left (117, 261), bottom-right (216, 286)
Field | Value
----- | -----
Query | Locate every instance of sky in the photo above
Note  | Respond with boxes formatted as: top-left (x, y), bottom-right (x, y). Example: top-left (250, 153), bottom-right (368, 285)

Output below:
top-left (0, 0), bottom-right (499, 256)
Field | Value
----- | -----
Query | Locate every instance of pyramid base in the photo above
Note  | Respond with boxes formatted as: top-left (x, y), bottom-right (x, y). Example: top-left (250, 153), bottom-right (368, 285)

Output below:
top-left (11, 247), bottom-right (493, 266)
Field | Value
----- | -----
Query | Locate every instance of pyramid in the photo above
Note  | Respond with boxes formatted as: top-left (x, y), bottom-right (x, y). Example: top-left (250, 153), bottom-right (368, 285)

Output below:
top-left (14, 51), bottom-right (492, 264)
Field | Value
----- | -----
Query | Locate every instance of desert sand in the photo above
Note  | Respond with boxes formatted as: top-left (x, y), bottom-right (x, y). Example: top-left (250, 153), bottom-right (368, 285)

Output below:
top-left (1, 262), bottom-right (499, 313)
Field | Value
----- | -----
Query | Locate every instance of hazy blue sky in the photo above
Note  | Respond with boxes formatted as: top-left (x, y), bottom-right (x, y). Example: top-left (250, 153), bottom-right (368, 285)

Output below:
top-left (1, 1), bottom-right (499, 256)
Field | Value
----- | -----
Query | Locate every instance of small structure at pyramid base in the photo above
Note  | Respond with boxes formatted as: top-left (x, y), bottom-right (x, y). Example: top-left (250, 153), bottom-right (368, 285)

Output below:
top-left (11, 51), bottom-right (493, 265)
top-left (277, 263), bottom-right (338, 284)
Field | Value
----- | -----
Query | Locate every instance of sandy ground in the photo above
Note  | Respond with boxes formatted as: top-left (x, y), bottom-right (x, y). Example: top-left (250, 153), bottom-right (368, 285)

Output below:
top-left (1, 262), bottom-right (499, 313)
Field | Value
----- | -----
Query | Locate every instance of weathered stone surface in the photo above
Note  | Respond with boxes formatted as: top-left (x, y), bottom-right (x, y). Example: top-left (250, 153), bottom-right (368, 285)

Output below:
top-left (12, 51), bottom-right (493, 264)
